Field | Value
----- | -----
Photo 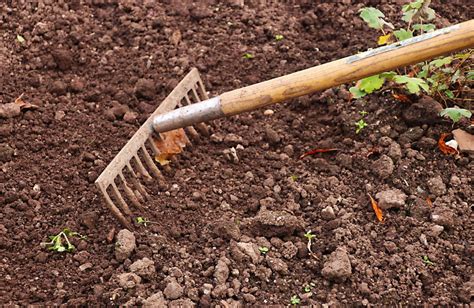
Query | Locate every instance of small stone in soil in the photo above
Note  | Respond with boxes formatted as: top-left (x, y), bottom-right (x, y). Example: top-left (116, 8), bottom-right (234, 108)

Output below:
top-left (115, 229), bottom-right (136, 262)
top-left (431, 209), bottom-right (455, 228)
top-left (143, 292), bottom-right (167, 307)
top-left (375, 189), bottom-right (407, 210)
top-left (117, 273), bottom-right (141, 289)
top-left (402, 95), bottom-right (442, 125)
top-left (163, 278), bottom-right (184, 300)
top-left (134, 78), bottom-right (156, 100)
top-left (0, 103), bottom-right (21, 118)
top-left (452, 129), bottom-right (474, 154)
top-left (321, 247), bottom-right (352, 281)
top-left (264, 126), bottom-right (281, 145)
top-left (0, 144), bottom-right (14, 162)
top-left (129, 257), bottom-right (155, 279)
top-left (321, 205), bottom-right (336, 220)
top-left (427, 175), bottom-right (446, 197)
top-left (371, 155), bottom-right (394, 179)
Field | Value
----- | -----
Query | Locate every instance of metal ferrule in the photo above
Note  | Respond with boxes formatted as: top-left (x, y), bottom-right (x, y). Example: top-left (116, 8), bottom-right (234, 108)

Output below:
top-left (152, 96), bottom-right (223, 133)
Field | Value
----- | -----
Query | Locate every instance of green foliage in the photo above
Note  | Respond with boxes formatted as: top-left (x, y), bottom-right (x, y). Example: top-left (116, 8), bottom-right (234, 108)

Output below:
top-left (439, 108), bottom-right (472, 124)
top-left (43, 228), bottom-right (86, 253)
top-left (259, 246), bottom-right (269, 255)
top-left (290, 175), bottom-right (298, 181)
top-left (290, 295), bottom-right (301, 305)
top-left (275, 34), bottom-right (284, 41)
top-left (393, 75), bottom-right (429, 94)
top-left (355, 119), bottom-right (368, 134)
top-left (303, 282), bottom-right (315, 293)
top-left (422, 255), bottom-right (434, 266)
top-left (393, 29), bottom-right (413, 41)
top-left (242, 53), bottom-right (254, 59)
top-left (358, 7), bottom-right (393, 30)
top-left (304, 231), bottom-right (315, 240)
top-left (352, 2), bottom-right (472, 104)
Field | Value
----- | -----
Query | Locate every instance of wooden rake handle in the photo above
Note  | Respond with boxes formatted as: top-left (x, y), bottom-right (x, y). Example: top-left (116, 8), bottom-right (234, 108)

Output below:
top-left (153, 20), bottom-right (474, 133)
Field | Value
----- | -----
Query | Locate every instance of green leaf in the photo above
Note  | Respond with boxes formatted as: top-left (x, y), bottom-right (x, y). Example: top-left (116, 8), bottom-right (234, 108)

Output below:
top-left (439, 108), bottom-right (472, 123)
top-left (393, 75), bottom-right (429, 94)
top-left (359, 74), bottom-right (386, 93)
top-left (57, 246), bottom-right (66, 252)
top-left (423, 7), bottom-right (436, 21)
top-left (467, 71), bottom-right (474, 80)
top-left (16, 34), bottom-right (25, 44)
top-left (402, 9), bottom-right (417, 23)
top-left (417, 68), bottom-right (429, 79)
top-left (349, 86), bottom-right (367, 99)
top-left (242, 53), bottom-right (254, 59)
top-left (380, 71), bottom-right (397, 79)
top-left (412, 23), bottom-right (436, 32)
top-left (275, 34), bottom-right (284, 41)
top-left (394, 29), bottom-right (413, 41)
top-left (359, 7), bottom-right (393, 30)
top-left (429, 57), bottom-right (453, 68)
top-left (444, 90), bottom-right (454, 99)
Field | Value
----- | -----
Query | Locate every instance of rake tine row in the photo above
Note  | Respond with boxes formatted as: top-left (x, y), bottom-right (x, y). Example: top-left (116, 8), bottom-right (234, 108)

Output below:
top-left (95, 69), bottom-right (210, 229)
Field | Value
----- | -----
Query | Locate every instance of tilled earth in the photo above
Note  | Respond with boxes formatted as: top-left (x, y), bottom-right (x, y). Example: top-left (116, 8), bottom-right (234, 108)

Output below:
top-left (1, 1), bottom-right (473, 306)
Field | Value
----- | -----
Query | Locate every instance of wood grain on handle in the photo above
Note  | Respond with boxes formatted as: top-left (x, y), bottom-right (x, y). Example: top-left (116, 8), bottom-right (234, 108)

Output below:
top-left (219, 19), bottom-right (474, 116)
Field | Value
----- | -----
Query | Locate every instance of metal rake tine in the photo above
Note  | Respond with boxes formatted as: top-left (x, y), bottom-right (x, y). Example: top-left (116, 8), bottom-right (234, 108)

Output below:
top-left (100, 186), bottom-right (132, 229)
top-left (133, 155), bottom-right (152, 180)
top-left (119, 172), bottom-right (143, 211)
top-left (110, 182), bottom-right (133, 217)
top-left (141, 144), bottom-right (164, 180)
top-left (126, 163), bottom-right (149, 200)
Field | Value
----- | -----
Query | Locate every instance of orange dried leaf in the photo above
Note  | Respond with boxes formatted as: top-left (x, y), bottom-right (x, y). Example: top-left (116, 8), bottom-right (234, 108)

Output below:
top-left (14, 93), bottom-right (38, 110)
top-left (368, 194), bottom-right (384, 223)
top-left (392, 93), bottom-right (411, 103)
top-left (426, 197), bottom-right (433, 208)
top-left (438, 133), bottom-right (459, 155)
top-left (299, 148), bottom-right (338, 159)
top-left (153, 128), bottom-right (187, 166)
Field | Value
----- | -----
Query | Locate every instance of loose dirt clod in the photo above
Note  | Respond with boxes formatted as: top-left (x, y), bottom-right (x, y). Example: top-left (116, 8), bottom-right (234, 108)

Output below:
top-left (115, 229), bottom-right (136, 262)
top-left (321, 247), bottom-right (352, 281)
top-left (375, 189), bottom-right (407, 210)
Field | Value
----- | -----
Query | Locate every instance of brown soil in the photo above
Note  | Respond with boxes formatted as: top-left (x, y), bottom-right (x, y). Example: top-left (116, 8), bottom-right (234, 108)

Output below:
top-left (1, 1), bottom-right (473, 306)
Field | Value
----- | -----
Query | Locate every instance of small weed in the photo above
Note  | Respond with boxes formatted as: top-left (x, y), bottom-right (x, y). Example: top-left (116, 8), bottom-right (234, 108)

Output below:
top-left (439, 107), bottom-right (472, 125)
top-left (422, 255), bottom-right (434, 266)
top-left (275, 34), bottom-right (284, 41)
top-left (304, 230), bottom-right (316, 254)
top-left (355, 119), bottom-right (368, 134)
top-left (290, 295), bottom-right (300, 305)
top-left (290, 175), bottom-right (298, 181)
top-left (359, 110), bottom-right (369, 117)
top-left (135, 216), bottom-right (157, 226)
top-left (243, 53), bottom-right (254, 59)
top-left (42, 228), bottom-right (86, 253)
top-left (303, 282), bottom-right (316, 293)
top-left (259, 246), bottom-right (269, 255)
top-left (16, 34), bottom-right (25, 44)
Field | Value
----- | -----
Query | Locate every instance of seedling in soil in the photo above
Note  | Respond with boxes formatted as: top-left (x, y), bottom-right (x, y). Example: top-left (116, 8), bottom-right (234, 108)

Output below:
top-left (303, 282), bottom-right (316, 293)
top-left (422, 255), bottom-right (435, 266)
top-left (135, 216), bottom-right (157, 226)
top-left (290, 175), bottom-right (298, 181)
top-left (290, 295), bottom-right (301, 305)
top-left (439, 107), bottom-right (472, 125)
top-left (355, 119), bottom-right (368, 134)
top-left (304, 230), bottom-right (316, 254)
top-left (42, 228), bottom-right (86, 253)
top-left (359, 110), bottom-right (369, 117)
top-left (242, 53), bottom-right (255, 59)
top-left (275, 34), bottom-right (284, 41)
top-left (16, 34), bottom-right (25, 44)
top-left (259, 246), bottom-right (269, 255)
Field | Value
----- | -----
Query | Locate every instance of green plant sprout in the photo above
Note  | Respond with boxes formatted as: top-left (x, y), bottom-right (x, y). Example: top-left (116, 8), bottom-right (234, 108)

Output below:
top-left (422, 255), bottom-right (434, 266)
top-left (350, 1), bottom-right (473, 104)
top-left (290, 175), bottom-right (298, 181)
top-left (42, 228), bottom-right (86, 253)
top-left (303, 282), bottom-right (316, 293)
top-left (259, 246), bottom-right (269, 255)
top-left (290, 295), bottom-right (301, 305)
top-left (439, 107), bottom-right (472, 125)
top-left (135, 216), bottom-right (157, 226)
top-left (242, 53), bottom-right (254, 59)
top-left (304, 230), bottom-right (316, 254)
top-left (275, 34), bottom-right (284, 41)
top-left (355, 119), bottom-right (368, 134)
top-left (16, 34), bottom-right (25, 44)
top-left (359, 110), bottom-right (369, 117)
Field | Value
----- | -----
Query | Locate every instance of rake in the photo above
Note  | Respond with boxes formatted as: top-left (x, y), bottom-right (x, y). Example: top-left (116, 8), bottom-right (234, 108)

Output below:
top-left (96, 20), bottom-right (474, 229)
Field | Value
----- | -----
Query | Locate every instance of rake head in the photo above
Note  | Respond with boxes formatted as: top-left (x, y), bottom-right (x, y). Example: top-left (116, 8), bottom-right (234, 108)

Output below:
top-left (95, 68), bottom-right (210, 229)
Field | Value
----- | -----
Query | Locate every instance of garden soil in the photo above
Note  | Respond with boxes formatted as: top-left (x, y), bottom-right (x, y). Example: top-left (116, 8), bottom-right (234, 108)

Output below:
top-left (1, 0), bottom-right (473, 306)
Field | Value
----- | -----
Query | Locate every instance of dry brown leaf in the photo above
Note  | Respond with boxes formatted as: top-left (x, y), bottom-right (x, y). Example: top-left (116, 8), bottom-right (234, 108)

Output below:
top-left (438, 133), bottom-right (459, 155)
top-left (153, 128), bottom-right (187, 166)
top-left (426, 197), bottom-right (433, 208)
top-left (368, 194), bottom-right (384, 223)
top-left (14, 93), bottom-right (39, 110)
